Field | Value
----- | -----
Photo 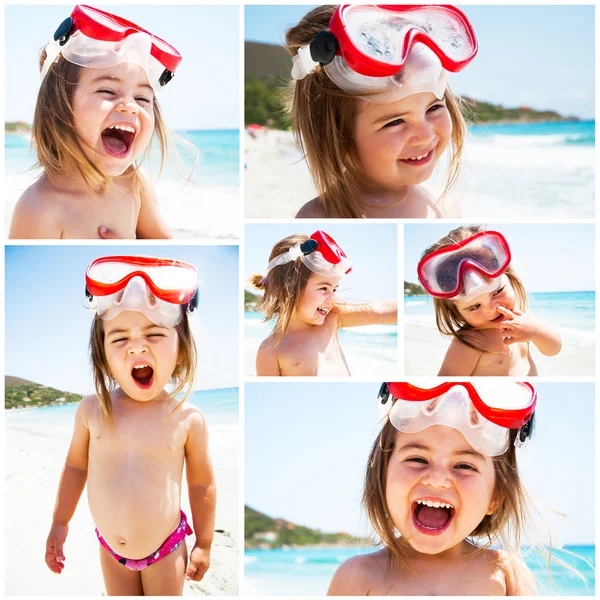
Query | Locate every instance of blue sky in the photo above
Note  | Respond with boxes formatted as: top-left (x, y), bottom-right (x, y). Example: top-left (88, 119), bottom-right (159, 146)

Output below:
top-left (245, 382), bottom-right (595, 546)
top-left (5, 5), bottom-right (239, 130)
top-left (245, 223), bottom-right (397, 302)
top-left (245, 5), bottom-right (595, 120)
top-left (404, 224), bottom-right (595, 294)
top-left (5, 245), bottom-right (239, 393)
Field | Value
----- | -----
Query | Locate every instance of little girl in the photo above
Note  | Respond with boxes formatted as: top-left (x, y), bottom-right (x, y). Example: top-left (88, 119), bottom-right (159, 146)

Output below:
top-left (328, 381), bottom-right (540, 595)
top-left (44, 256), bottom-right (215, 596)
top-left (286, 5), bottom-right (477, 218)
top-left (251, 230), bottom-right (397, 376)
top-left (417, 225), bottom-right (562, 376)
top-left (10, 5), bottom-right (183, 239)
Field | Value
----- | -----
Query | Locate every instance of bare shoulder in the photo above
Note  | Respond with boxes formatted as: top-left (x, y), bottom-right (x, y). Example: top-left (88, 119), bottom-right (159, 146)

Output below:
top-left (497, 550), bottom-right (538, 596)
top-left (180, 403), bottom-right (208, 434)
top-left (438, 336), bottom-right (483, 375)
top-left (327, 550), bottom-right (385, 596)
top-left (9, 178), bottom-right (65, 238)
top-left (296, 196), bottom-right (327, 218)
top-left (256, 336), bottom-right (281, 376)
top-left (137, 166), bottom-right (157, 200)
top-left (420, 182), bottom-right (462, 217)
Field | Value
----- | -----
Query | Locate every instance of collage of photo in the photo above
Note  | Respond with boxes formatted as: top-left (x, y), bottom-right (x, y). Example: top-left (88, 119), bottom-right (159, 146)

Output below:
top-left (4, 2), bottom-right (596, 598)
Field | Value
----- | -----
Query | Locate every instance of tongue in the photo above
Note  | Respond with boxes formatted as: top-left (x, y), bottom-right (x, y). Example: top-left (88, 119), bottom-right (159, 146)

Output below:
top-left (132, 366), bottom-right (153, 384)
top-left (102, 132), bottom-right (128, 154)
top-left (416, 505), bottom-right (451, 529)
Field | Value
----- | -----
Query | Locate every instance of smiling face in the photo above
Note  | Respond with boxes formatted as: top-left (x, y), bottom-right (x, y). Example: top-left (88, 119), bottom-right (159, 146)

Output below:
top-left (72, 62), bottom-right (155, 176)
top-left (293, 274), bottom-right (340, 325)
top-left (453, 274), bottom-right (517, 329)
top-left (103, 310), bottom-right (179, 402)
top-left (353, 92), bottom-right (452, 191)
top-left (385, 425), bottom-right (497, 556)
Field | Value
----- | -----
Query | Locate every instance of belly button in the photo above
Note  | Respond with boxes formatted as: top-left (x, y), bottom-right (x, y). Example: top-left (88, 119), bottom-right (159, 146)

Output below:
top-left (119, 538), bottom-right (127, 545)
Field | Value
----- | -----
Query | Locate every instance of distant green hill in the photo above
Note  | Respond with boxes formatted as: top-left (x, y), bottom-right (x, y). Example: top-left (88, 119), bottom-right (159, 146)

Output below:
top-left (245, 289), bottom-right (261, 311)
top-left (245, 505), bottom-right (367, 548)
top-left (244, 41), bottom-right (579, 127)
top-left (5, 121), bottom-right (32, 133)
top-left (5, 376), bottom-right (82, 410)
top-left (404, 281), bottom-right (426, 296)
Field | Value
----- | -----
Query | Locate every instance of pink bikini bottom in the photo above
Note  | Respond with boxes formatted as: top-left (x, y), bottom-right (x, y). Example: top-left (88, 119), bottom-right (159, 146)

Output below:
top-left (96, 510), bottom-right (193, 571)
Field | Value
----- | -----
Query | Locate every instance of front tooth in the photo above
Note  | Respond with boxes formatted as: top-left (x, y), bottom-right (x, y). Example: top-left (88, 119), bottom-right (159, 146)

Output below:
top-left (425, 500), bottom-right (434, 507)
top-left (432, 501), bottom-right (440, 508)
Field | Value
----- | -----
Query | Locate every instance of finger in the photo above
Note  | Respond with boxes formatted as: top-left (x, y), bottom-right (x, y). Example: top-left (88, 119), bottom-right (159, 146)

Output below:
top-left (192, 563), bottom-right (209, 582)
top-left (497, 306), bottom-right (516, 319)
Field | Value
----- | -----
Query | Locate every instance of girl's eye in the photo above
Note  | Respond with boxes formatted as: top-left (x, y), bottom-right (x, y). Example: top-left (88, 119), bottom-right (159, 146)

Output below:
top-left (455, 463), bottom-right (476, 471)
top-left (111, 337), bottom-right (127, 343)
top-left (98, 89), bottom-right (116, 96)
top-left (493, 286), bottom-right (506, 296)
top-left (136, 96), bottom-right (152, 105)
top-left (383, 118), bottom-right (405, 128)
top-left (147, 333), bottom-right (165, 338)
top-left (406, 457), bottom-right (428, 464)
top-left (467, 304), bottom-right (481, 312)
top-left (427, 102), bottom-right (446, 114)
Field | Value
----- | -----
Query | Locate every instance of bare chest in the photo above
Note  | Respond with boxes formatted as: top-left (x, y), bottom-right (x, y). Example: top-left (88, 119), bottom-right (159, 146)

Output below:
top-left (60, 191), bottom-right (140, 239)
top-left (473, 342), bottom-right (536, 376)
top-left (279, 326), bottom-right (350, 376)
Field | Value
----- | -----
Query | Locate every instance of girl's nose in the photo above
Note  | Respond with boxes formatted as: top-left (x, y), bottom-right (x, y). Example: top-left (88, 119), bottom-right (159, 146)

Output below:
top-left (407, 120), bottom-right (435, 147)
top-left (127, 340), bottom-right (148, 355)
top-left (116, 97), bottom-right (140, 115)
top-left (421, 465), bottom-right (452, 489)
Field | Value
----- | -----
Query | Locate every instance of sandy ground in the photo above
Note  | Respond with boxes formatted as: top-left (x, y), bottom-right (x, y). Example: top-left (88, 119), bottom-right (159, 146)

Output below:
top-left (405, 322), bottom-right (595, 376)
top-left (4, 174), bottom-right (240, 240)
top-left (5, 416), bottom-right (239, 596)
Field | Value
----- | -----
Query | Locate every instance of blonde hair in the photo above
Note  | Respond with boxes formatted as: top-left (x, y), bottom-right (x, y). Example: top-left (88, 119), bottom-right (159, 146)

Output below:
top-left (250, 234), bottom-right (313, 343)
top-left (89, 308), bottom-right (197, 422)
top-left (284, 5), bottom-right (467, 218)
top-left (33, 51), bottom-right (187, 193)
top-left (421, 225), bottom-right (528, 350)
top-left (364, 419), bottom-right (528, 571)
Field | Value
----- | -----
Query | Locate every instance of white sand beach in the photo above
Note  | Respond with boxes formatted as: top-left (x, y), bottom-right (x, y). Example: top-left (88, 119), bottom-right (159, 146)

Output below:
top-left (405, 321), bottom-right (595, 376)
top-left (5, 413), bottom-right (239, 596)
top-left (244, 129), bottom-right (595, 219)
top-left (4, 173), bottom-right (240, 240)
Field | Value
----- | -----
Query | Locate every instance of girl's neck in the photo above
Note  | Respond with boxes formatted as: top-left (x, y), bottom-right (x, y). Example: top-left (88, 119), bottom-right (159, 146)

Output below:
top-left (400, 539), bottom-right (476, 563)
top-left (284, 313), bottom-right (316, 333)
top-left (47, 161), bottom-right (132, 196)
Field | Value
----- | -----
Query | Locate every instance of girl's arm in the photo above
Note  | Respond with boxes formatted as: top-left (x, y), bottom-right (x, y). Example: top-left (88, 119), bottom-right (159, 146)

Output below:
top-left (135, 171), bottom-right (173, 239)
top-left (334, 299), bottom-right (397, 328)
top-left (496, 306), bottom-right (562, 356)
top-left (185, 409), bottom-right (217, 582)
top-left (45, 396), bottom-right (92, 574)
top-left (438, 337), bottom-right (482, 376)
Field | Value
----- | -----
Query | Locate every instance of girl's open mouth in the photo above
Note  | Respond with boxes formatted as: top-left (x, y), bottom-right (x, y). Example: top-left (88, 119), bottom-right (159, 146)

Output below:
top-left (399, 149), bottom-right (434, 167)
top-left (317, 307), bottom-right (329, 316)
top-left (491, 314), bottom-right (505, 323)
top-left (412, 499), bottom-right (455, 536)
top-left (131, 364), bottom-right (154, 389)
top-left (101, 124), bottom-right (136, 158)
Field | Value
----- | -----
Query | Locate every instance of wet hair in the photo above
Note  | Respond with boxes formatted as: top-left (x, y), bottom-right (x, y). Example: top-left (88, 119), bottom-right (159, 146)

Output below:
top-left (364, 419), bottom-right (528, 571)
top-left (421, 225), bottom-right (528, 350)
top-left (284, 5), bottom-right (467, 218)
top-left (89, 307), bottom-right (197, 422)
top-left (33, 51), bottom-right (189, 193)
top-left (250, 234), bottom-right (313, 343)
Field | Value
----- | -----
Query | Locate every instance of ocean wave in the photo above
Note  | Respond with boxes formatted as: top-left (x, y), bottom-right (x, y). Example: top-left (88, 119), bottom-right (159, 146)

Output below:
top-left (342, 325), bottom-right (397, 336)
top-left (405, 300), bottom-right (427, 306)
top-left (244, 556), bottom-right (258, 564)
top-left (560, 327), bottom-right (596, 348)
top-left (472, 133), bottom-right (595, 147)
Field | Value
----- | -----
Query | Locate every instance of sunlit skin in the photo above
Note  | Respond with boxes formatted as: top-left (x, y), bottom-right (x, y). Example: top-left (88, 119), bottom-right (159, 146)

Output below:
top-left (72, 62), bottom-right (155, 177)
top-left (353, 92), bottom-right (452, 193)
top-left (385, 425), bottom-right (497, 557)
top-left (103, 310), bottom-right (179, 402)
top-left (453, 274), bottom-right (517, 330)
top-left (288, 274), bottom-right (341, 330)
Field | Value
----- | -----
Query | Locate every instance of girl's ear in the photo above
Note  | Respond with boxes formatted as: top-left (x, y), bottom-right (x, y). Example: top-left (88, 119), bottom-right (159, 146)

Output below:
top-left (486, 491), bottom-right (504, 516)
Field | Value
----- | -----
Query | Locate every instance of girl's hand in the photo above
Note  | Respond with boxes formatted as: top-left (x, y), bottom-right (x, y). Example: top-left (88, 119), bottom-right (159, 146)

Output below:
top-left (495, 306), bottom-right (541, 344)
top-left (45, 522), bottom-right (68, 574)
top-left (185, 544), bottom-right (211, 582)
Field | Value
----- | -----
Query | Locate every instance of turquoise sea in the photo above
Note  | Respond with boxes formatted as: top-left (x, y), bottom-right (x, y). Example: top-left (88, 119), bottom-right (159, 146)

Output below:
top-left (469, 120), bottom-right (595, 146)
top-left (4, 387), bottom-right (239, 433)
top-left (405, 291), bottom-right (595, 349)
top-left (245, 544), bottom-right (595, 596)
top-left (5, 128), bottom-right (239, 191)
